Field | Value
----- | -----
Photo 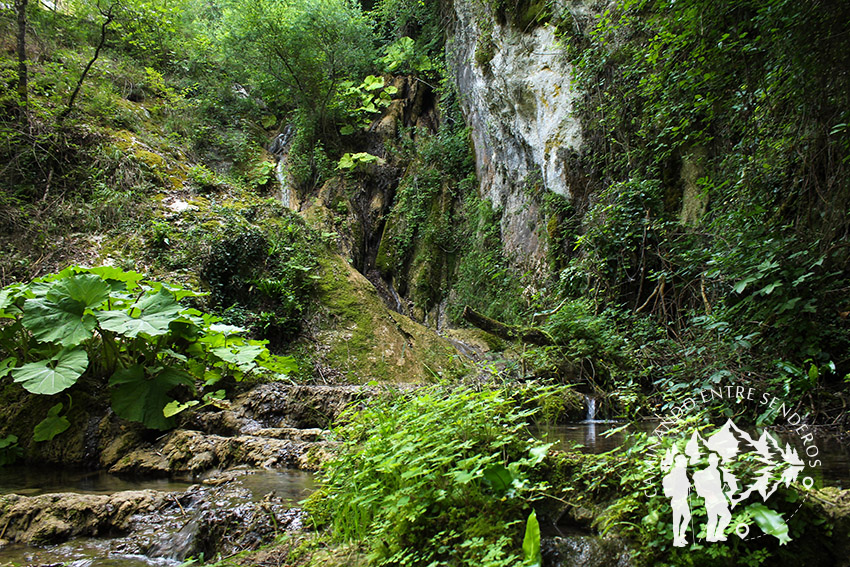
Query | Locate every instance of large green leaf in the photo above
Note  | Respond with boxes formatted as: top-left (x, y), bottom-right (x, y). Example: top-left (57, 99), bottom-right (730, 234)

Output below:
top-left (47, 274), bottom-right (110, 309)
top-left (748, 503), bottom-right (791, 545)
top-left (21, 298), bottom-right (97, 346)
top-left (18, 274), bottom-right (111, 347)
top-left (522, 510), bottom-right (542, 567)
top-left (33, 402), bottom-right (71, 442)
top-left (109, 365), bottom-right (193, 430)
top-left (211, 343), bottom-right (265, 372)
top-left (11, 348), bottom-right (88, 394)
top-left (97, 290), bottom-right (181, 338)
top-left (85, 266), bottom-right (144, 291)
top-left (483, 464), bottom-right (514, 494)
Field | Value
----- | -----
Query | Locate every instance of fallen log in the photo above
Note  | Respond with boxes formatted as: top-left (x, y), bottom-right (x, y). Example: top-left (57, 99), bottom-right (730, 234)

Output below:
top-left (461, 305), bottom-right (554, 346)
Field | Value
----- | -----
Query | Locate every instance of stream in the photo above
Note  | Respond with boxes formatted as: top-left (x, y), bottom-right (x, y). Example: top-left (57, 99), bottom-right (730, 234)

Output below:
top-left (1, 419), bottom-right (847, 566)
top-left (0, 468), bottom-right (315, 566)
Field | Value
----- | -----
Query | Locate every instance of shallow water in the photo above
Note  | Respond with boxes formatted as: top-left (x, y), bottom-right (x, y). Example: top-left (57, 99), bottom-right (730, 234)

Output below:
top-left (535, 421), bottom-right (656, 454)
top-left (0, 468), bottom-right (315, 566)
top-left (0, 540), bottom-right (179, 567)
top-left (0, 467), bottom-right (192, 496)
top-left (233, 468), bottom-right (315, 503)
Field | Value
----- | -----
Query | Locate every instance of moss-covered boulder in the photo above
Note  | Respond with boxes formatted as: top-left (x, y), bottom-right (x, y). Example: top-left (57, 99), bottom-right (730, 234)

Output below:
top-left (311, 252), bottom-right (462, 382)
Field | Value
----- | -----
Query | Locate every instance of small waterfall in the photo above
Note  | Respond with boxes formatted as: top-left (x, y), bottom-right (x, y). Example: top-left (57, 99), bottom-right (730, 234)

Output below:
top-left (145, 518), bottom-right (200, 561)
top-left (584, 396), bottom-right (597, 421)
top-left (386, 280), bottom-right (405, 314)
top-left (269, 125), bottom-right (296, 210)
top-left (275, 159), bottom-right (292, 209)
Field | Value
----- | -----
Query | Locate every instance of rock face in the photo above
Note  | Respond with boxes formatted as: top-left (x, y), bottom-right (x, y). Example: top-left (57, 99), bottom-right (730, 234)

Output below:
top-left (447, 2), bottom-right (589, 270)
top-left (542, 535), bottom-right (633, 567)
top-left (107, 384), bottom-right (378, 476)
top-left (0, 481), bottom-right (304, 560)
top-left (0, 490), bottom-right (167, 545)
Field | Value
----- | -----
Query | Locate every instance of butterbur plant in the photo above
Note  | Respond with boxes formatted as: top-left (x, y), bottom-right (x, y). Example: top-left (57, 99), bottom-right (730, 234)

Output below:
top-left (0, 266), bottom-right (297, 432)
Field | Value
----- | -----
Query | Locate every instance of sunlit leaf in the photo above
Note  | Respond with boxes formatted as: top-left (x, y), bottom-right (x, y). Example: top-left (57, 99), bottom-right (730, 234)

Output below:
top-left (529, 443), bottom-right (553, 465)
top-left (12, 348), bottom-right (88, 395)
top-left (97, 289), bottom-right (181, 337)
top-left (748, 503), bottom-right (791, 545)
top-left (47, 274), bottom-right (110, 309)
top-left (522, 509), bottom-right (542, 567)
top-left (22, 298), bottom-right (97, 347)
top-left (163, 399), bottom-right (200, 418)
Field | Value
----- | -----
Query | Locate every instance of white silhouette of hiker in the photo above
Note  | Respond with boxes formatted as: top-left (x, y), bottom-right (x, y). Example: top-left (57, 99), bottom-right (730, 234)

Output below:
top-left (693, 453), bottom-right (732, 541)
top-left (662, 453), bottom-right (691, 547)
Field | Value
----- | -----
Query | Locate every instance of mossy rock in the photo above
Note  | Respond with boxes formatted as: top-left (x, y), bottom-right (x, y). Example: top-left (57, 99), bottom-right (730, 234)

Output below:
top-left (312, 252), bottom-right (462, 383)
top-left (0, 381), bottom-right (109, 466)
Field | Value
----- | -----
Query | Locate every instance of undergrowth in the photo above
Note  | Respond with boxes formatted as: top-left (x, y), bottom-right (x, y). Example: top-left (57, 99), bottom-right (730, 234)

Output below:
top-left (305, 386), bottom-right (551, 566)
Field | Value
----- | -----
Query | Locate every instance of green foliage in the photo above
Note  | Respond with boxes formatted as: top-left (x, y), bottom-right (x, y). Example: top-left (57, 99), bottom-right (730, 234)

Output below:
top-left (448, 198), bottom-right (529, 326)
top-left (187, 163), bottom-right (224, 193)
top-left (284, 115), bottom-right (335, 191)
top-left (375, 124), bottom-right (485, 316)
top-left (747, 503), bottom-right (791, 546)
top-left (561, 428), bottom-right (807, 566)
top-left (522, 510), bottom-right (542, 567)
top-left (337, 151), bottom-right (383, 171)
top-left (337, 75), bottom-right (398, 135)
top-left (553, 0), bottom-right (850, 409)
top-left (220, 0), bottom-right (376, 129)
top-left (377, 36), bottom-right (433, 74)
top-left (474, 27), bottom-right (496, 67)
top-left (0, 434), bottom-right (23, 466)
top-left (370, 0), bottom-right (444, 61)
top-left (0, 266), bottom-right (289, 430)
top-left (518, 300), bottom-right (632, 387)
top-left (577, 178), bottom-right (674, 295)
top-left (306, 387), bottom-right (551, 566)
top-left (200, 221), bottom-right (318, 348)
top-left (12, 348), bottom-right (89, 396)
top-left (33, 402), bottom-right (71, 442)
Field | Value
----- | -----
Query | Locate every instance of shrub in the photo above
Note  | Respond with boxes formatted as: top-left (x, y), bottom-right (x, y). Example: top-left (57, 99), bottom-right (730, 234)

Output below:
top-left (0, 266), bottom-right (293, 431)
top-left (306, 387), bottom-right (551, 566)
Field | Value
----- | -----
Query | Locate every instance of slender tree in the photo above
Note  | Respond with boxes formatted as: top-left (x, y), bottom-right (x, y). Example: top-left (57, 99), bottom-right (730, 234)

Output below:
top-left (60, 1), bottom-right (117, 120)
top-left (14, 0), bottom-right (28, 117)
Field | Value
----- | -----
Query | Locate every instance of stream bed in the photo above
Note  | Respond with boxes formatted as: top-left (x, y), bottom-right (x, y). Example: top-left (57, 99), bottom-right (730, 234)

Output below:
top-left (1, 421), bottom-right (847, 566)
top-left (0, 468), bottom-right (315, 566)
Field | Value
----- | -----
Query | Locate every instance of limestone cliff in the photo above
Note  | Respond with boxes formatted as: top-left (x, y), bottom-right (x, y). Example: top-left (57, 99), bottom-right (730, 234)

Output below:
top-left (447, 1), bottom-right (590, 271)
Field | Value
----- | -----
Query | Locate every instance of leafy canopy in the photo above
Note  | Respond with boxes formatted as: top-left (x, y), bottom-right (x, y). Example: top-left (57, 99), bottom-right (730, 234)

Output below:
top-left (219, 0), bottom-right (375, 126)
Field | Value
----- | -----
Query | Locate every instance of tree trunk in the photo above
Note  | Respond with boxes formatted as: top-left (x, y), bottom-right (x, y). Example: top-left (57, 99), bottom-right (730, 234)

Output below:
top-left (60, 3), bottom-right (116, 120)
top-left (461, 306), bottom-right (554, 346)
top-left (14, 0), bottom-right (28, 114)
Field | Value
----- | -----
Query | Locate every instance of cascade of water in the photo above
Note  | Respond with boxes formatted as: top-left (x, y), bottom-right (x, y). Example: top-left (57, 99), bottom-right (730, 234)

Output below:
top-left (269, 125), bottom-right (296, 210)
top-left (275, 159), bottom-right (291, 209)
top-left (145, 518), bottom-right (200, 561)
top-left (585, 396), bottom-right (597, 421)
top-left (386, 280), bottom-right (404, 314)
